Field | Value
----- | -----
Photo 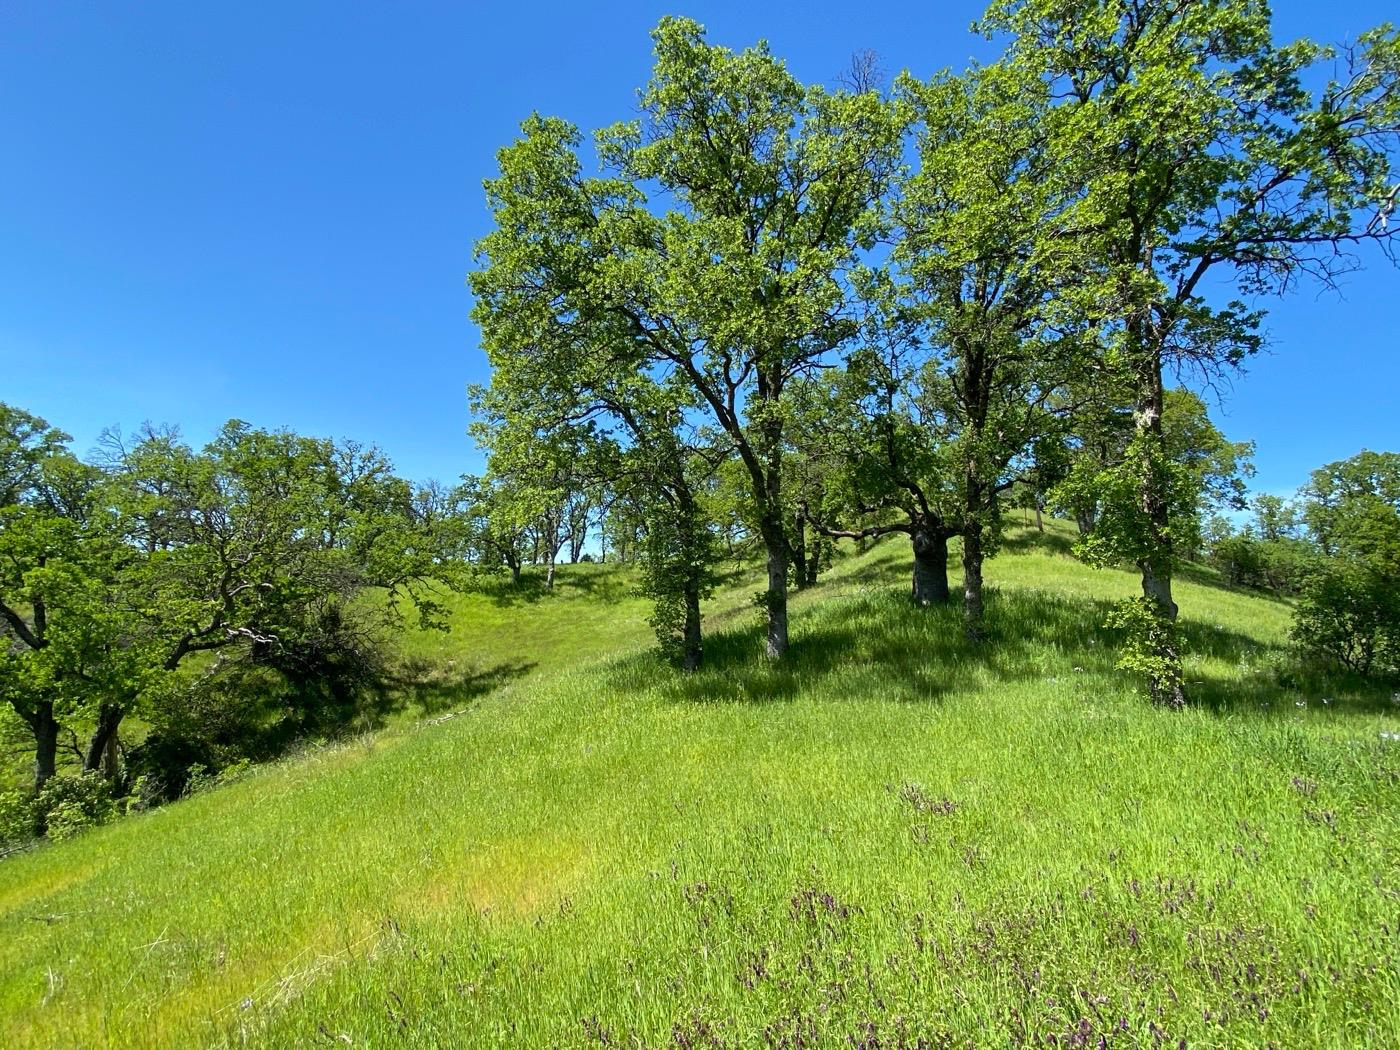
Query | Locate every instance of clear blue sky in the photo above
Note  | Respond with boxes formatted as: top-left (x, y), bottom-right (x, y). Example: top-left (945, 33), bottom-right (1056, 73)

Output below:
top-left (2, 1), bottom-right (1396, 493)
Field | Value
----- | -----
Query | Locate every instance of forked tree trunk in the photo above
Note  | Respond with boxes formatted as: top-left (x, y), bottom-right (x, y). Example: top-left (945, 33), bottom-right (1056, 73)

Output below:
top-left (911, 528), bottom-right (951, 607)
top-left (83, 705), bottom-right (124, 778)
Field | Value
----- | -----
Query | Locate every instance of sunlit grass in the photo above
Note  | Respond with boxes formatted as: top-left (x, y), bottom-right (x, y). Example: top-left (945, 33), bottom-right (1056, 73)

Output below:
top-left (2, 521), bottom-right (1397, 1047)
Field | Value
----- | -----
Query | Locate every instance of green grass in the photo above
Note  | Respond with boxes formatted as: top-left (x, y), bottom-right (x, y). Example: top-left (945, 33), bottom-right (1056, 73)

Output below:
top-left (2, 521), bottom-right (1398, 1047)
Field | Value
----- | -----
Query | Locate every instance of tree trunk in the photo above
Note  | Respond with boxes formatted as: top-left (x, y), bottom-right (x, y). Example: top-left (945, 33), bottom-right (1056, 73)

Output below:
top-left (83, 705), bottom-right (125, 777)
top-left (1133, 339), bottom-right (1186, 709)
top-left (31, 701), bottom-right (59, 793)
top-left (962, 524), bottom-right (986, 640)
top-left (791, 506), bottom-right (808, 590)
top-left (545, 550), bottom-right (556, 590)
top-left (911, 528), bottom-right (951, 607)
top-left (1076, 507), bottom-right (1096, 536)
top-left (760, 514), bottom-right (789, 659)
top-left (805, 536), bottom-right (825, 587)
top-left (682, 581), bottom-right (703, 673)
top-left (1034, 504), bottom-right (1043, 532)
top-left (103, 727), bottom-right (122, 782)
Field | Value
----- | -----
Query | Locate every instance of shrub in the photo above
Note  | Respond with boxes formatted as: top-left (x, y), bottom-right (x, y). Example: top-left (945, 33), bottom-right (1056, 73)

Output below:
top-left (33, 773), bottom-right (119, 841)
top-left (1212, 534), bottom-right (1267, 587)
top-left (0, 789), bottom-right (36, 848)
top-left (1211, 534), bottom-right (1313, 594)
top-left (1292, 562), bottom-right (1399, 677)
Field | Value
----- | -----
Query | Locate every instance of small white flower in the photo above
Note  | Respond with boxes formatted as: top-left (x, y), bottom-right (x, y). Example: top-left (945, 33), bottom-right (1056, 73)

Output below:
top-left (1295, 700), bottom-right (1306, 708)
top-left (1381, 732), bottom-right (1400, 744)
top-left (1321, 697), bottom-right (1331, 706)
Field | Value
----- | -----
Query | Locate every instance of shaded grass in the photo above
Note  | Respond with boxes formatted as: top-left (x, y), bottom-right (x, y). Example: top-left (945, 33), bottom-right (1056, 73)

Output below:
top-left (1, 521), bottom-right (1398, 1047)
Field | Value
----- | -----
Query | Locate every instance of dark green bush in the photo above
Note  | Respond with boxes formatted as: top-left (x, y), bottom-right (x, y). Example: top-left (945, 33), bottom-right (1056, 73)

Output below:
top-left (1292, 562), bottom-right (1399, 677)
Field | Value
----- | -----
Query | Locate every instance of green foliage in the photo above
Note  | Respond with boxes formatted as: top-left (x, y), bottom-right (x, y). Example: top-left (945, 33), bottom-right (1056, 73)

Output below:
top-left (1104, 596), bottom-right (1184, 705)
top-left (1301, 450), bottom-right (1400, 558)
top-left (1058, 391), bottom-right (1253, 572)
top-left (1, 403), bottom-right (465, 801)
top-left (1292, 561), bottom-right (1399, 677)
top-left (980, 0), bottom-right (1398, 698)
top-left (471, 15), bottom-right (907, 657)
top-left (637, 506), bottom-right (714, 665)
top-left (1289, 451), bottom-right (1400, 677)
top-left (0, 790), bottom-right (33, 848)
top-left (1211, 533), bottom-right (1313, 593)
top-left (34, 773), bottom-right (119, 842)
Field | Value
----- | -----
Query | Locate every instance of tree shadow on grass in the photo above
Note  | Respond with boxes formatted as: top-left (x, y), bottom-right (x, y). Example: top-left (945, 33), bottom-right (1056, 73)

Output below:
top-left (611, 583), bottom-right (1398, 718)
top-left (475, 564), bottom-right (641, 609)
top-left (997, 527), bottom-right (1079, 558)
top-left (996, 524), bottom-right (1299, 611)
top-left (366, 657), bottom-right (537, 726)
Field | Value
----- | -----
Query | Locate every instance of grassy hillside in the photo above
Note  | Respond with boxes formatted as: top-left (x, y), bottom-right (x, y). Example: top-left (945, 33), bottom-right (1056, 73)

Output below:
top-left (2, 522), bottom-right (1397, 1048)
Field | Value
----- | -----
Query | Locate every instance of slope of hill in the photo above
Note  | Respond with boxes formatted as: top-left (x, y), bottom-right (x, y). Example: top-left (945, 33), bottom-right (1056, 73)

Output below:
top-left (2, 522), bottom-right (1397, 1048)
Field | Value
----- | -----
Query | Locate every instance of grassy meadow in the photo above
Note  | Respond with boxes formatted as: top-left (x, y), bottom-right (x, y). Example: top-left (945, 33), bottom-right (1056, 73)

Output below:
top-left (1, 521), bottom-right (1398, 1048)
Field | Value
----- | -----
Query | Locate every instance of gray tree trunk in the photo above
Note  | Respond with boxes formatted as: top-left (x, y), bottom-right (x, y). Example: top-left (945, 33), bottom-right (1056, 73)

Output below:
top-left (83, 705), bottom-right (124, 778)
top-left (911, 529), bottom-right (951, 607)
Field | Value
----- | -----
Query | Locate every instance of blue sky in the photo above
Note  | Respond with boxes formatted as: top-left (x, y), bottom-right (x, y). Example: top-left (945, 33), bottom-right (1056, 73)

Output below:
top-left (2, 1), bottom-right (1396, 493)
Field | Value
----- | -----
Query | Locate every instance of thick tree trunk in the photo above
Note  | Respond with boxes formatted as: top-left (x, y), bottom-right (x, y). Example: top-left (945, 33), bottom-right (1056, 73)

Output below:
top-left (963, 524), bottom-right (986, 640)
top-left (545, 551), bottom-right (556, 590)
top-left (31, 702), bottom-right (59, 793)
top-left (83, 705), bottom-right (124, 778)
top-left (103, 727), bottom-right (121, 781)
top-left (1034, 504), bottom-right (1043, 533)
top-left (1076, 507), bottom-right (1096, 536)
top-left (911, 528), bottom-right (951, 607)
